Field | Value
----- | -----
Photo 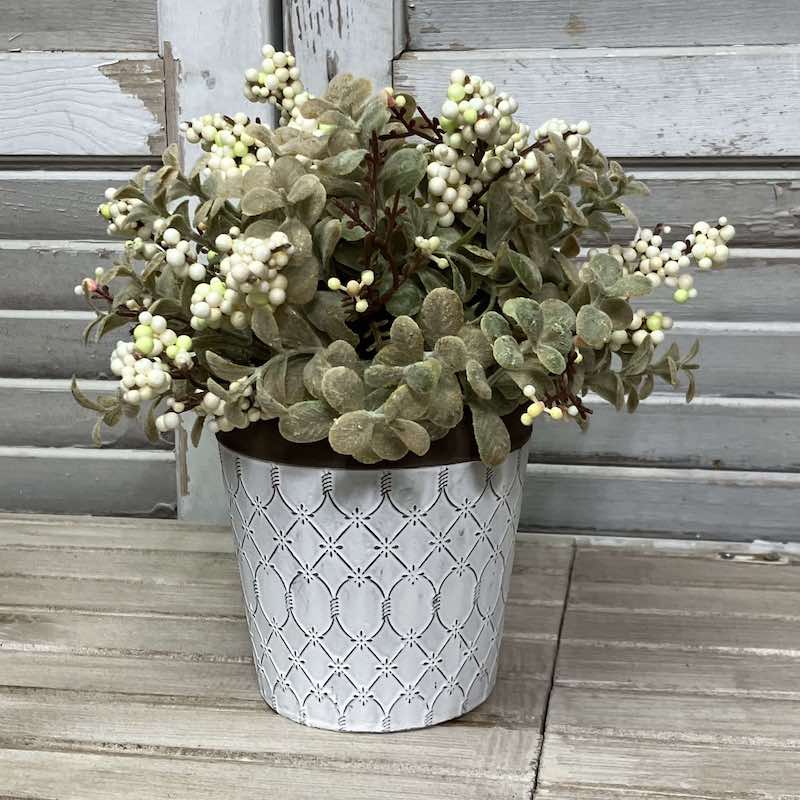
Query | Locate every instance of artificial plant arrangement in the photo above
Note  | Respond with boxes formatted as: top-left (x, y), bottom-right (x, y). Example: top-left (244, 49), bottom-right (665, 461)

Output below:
top-left (73, 44), bottom-right (736, 466)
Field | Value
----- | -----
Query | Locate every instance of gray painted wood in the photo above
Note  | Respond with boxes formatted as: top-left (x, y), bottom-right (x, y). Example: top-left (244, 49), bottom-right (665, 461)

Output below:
top-left (284, 0), bottom-right (397, 95)
top-left (0, 532), bottom-right (569, 798)
top-left (0, 447), bottom-right (175, 516)
top-left (0, 173), bottom-right (132, 239)
top-left (0, 0), bottom-right (159, 52)
top-left (394, 46), bottom-right (800, 156)
top-left (5, 170), bottom-right (799, 246)
top-left (610, 170), bottom-right (800, 247)
top-left (0, 311), bottom-right (107, 379)
top-left (407, 0), bottom-right (800, 50)
top-left (0, 242), bottom-right (124, 310)
top-left (538, 542), bottom-right (800, 797)
top-left (0, 378), bottom-right (169, 449)
top-left (0, 748), bottom-right (532, 800)
top-left (531, 394), bottom-right (800, 471)
top-left (0, 54), bottom-right (165, 156)
top-left (522, 463), bottom-right (800, 538)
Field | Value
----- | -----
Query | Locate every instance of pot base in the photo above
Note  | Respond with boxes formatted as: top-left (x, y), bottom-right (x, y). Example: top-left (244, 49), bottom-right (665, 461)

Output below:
top-left (219, 440), bottom-right (529, 733)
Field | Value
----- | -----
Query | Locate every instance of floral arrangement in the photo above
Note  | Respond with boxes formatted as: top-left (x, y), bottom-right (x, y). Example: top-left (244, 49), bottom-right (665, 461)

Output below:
top-left (73, 44), bottom-right (735, 465)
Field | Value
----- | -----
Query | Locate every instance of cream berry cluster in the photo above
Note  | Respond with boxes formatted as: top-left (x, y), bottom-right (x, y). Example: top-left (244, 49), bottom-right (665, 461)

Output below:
top-left (327, 270), bottom-right (375, 314)
top-left (97, 188), bottom-right (145, 236)
top-left (608, 218), bottom-right (735, 303)
top-left (519, 384), bottom-right (578, 426)
top-left (180, 112), bottom-right (274, 179)
top-left (425, 70), bottom-right (532, 226)
top-left (610, 310), bottom-right (673, 351)
top-left (109, 341), bottom-right (172, 406)
top-left (151, 222), bottom-right (203, 280)
top-left (243, 45), bottom-right (314, 130)
top-left (198, 380), bottom-right (268, 434)
top-left (214, 230), bottom-right (293, 310)
top-left (534, 118), bottom-right (592, 159)
top-left (189, 277), bottom-right (249, 332)
top-left (131, 311), bottom-right (193, 369)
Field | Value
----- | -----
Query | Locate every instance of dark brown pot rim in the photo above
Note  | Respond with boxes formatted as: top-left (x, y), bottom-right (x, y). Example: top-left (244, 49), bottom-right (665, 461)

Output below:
top-left (216, 410), bottom-right (531, 470)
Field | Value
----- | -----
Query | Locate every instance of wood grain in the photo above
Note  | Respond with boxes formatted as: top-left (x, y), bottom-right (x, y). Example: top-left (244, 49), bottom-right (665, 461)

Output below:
top-left (0, 447), bottom-right (175, 517)
top-left (407, 0), bottom-right (800, 50)
top-left (0, 0), bottom-right (159, 51)
top-left (0, 173), bottom-right (132, 239)
top-left (522, 463), bottom-right (800, 538)
top-left (531, 394), bottom-right (800, 471)
top-left (0, 54), bottom-right (165, 156)
top-left (0, 241), bottom-right (124, 310)
top-left (537, 733), bottom-right (800, 798)
top-left (0, 747), bottom-right (532, 800)
top-left (394, 46), bottom-right (800, 157)
top-left (0, 379), bottom-right (169, 449)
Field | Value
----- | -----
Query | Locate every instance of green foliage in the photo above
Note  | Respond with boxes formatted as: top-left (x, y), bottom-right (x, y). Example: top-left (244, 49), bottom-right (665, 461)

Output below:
top-left (73, 50), bottom-right (723, 466)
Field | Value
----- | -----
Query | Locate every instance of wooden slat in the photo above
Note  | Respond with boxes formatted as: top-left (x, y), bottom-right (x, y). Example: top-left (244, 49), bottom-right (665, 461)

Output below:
top-left (0, 747), bottom-right (530, 800)
top-left (394, 46), bottom-right (800, 157)
top-left (521, 464), bottom-right (800, 538)
top-left (0, 688), bottom-right (537, 780)
top-left (561, 607), bottom-right (800, 654)
top-left (531, 395), bottom-right (800, 471)
top-left (572, 549), bottom-right (800, 590)
top-left (0, 311), bottom-right (106, 379)
top-left (408, 0), bottom-right (800, 50)
top-left (0, 447), bottom-right (175, 517)
top-left (537, 733), bottom-right (800, 799)
top-left (634, 249), bottom-right (800, 322)
top-left (1, 0), bottom-right (159, 52)
top-left (0, 173), bottom-right (131, 239)
top-left (0, 54), bottom-right (165, 156)
top-left (0, 241), bottom-right (123, 308)
top-left (547, 686), bottom-right (800, 745)
top-left (0, 379), bottom-right (169, 449)
top-left (556, 642), bottom-right (800, 698)
top-left (0, 514), bottom-right (230, 551)
top-left (612, 171), bottom-right (800, 247)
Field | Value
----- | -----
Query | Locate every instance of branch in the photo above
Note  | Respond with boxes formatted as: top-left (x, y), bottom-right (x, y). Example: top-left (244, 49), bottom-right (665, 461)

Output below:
top-left (379, 104), bottom-right (444, 145)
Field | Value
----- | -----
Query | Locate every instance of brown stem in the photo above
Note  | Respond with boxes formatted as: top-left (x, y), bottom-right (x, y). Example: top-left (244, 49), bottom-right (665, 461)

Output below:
top-left (379, 104), bottom-right (444, 145)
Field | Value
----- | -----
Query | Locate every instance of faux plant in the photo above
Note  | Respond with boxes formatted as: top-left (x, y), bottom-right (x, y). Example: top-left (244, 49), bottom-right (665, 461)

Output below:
top-left (73, 44), bottom-right (735, 465)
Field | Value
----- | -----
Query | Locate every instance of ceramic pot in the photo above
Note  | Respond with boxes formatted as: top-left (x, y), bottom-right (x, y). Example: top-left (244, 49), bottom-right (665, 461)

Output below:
top-left (217, 418), bottom-right (530, 732)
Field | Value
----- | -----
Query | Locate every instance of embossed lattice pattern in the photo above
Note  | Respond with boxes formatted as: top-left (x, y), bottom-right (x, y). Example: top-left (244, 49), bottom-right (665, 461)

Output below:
top-left (219, 444), bottom-right (529, 732)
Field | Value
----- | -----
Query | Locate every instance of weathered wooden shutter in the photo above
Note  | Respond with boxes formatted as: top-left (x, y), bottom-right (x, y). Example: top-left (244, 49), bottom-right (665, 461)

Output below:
top-left (0, 5), bottom-right (176, 515)
top-left (286, 0), bottom-right (800, 540)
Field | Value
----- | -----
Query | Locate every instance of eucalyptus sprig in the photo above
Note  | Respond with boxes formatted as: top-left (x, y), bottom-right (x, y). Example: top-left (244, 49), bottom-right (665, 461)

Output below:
top-left (72, 44), bottom-right (734, 465)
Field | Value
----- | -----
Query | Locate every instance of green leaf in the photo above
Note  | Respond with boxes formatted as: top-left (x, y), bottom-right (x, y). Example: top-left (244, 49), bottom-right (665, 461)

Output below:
top-left (433, 335), bottom-right (468, 372)
top-left (274, 306), bottom-right (322, 349)
top-left (583, 253), bottom-right (623, 290)
top-left (389, 418), bottom-right (430, 456)
top-left (381, 147), bottom-right (427, 198)
top-left (305, 291), bottom-right (358, 346)
top-left (597, 298), bottom-right (634, 330)
top-left (480, 311), bottom-right (512, 342)
top-left (535, 343), bottom-right (567, 374)
top-left (419, 287), bottom-right (465, 346)
top-left (486, 181), bottom-right (515, 251)
top-left (369, 422), bottom-right (409, 461)
top-left (71, 376), bottom-right (105, 412)
top-left (279, 400), bottom-right (335, 442)
top-left (492, 335), bottom-right (524, 370)
top-left (205, 352), bottom-right (254, 382)
top-left (314, 218), bottom-right (342, 269)
top-left (364, 364), bottom-right (405, 388)
top-left (328, 410), bottom-right (375, 455)
top-left (466, 359), bottom-right (492, 400)
top-left (405, 359), bottom-right (442, 394)
top-left (471, 407), bottom-right (511, 466)
top-left (459, 325), bottom-right (494, 368)
top-left (622, 340), bottom-right (653, 376)
top-left (240, 186), bottom-right (285, 216)
top-left (503, 247), bottom-right (542, 294)
top-left (386, 280), bottom-right (424, 316)
top-left (251, 306), bottom-right (282, 349)
top-left (502, 297), bottom-right (543, 340)
top-left (425, 370), bottom-right (463, 429)
top-left (576, 305), bottom-right (613, 348)
top-left (321, 366), bottom-right (364, 413)
top-left (190, 415), bottom-right (205, 446)
top-left (318, 149), bottom-right (368, 175)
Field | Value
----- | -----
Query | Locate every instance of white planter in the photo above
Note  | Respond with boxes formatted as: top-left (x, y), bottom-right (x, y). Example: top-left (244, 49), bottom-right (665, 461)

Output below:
top-left (218, 437), bottom-right (530, 732)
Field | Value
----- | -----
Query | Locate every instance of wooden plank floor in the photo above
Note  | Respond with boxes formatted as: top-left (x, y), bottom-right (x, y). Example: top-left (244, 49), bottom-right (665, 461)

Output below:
top-left (0, 514), bottom-right (798, 798)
